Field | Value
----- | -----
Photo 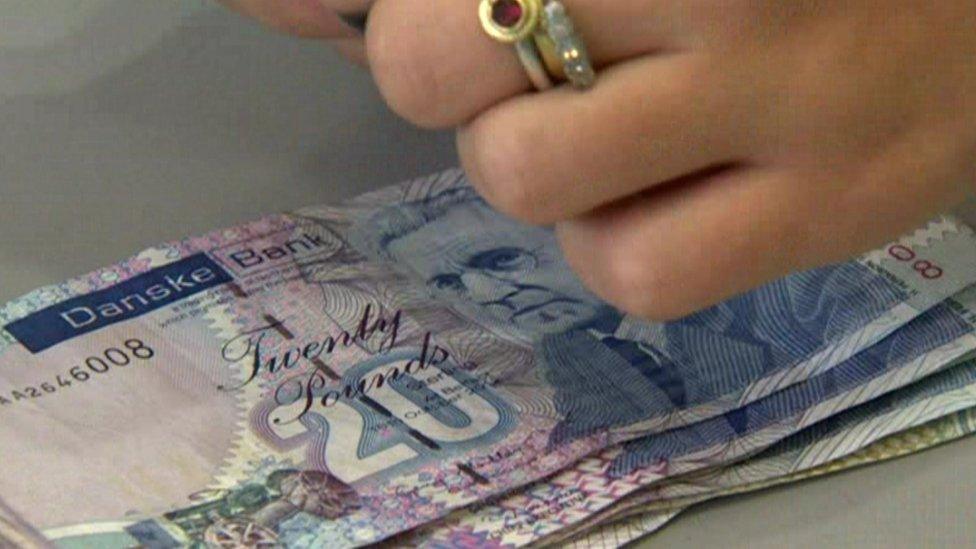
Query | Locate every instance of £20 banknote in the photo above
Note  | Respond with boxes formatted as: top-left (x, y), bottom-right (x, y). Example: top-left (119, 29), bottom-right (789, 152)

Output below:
top-left (2, 170), bottom-right (976, 546)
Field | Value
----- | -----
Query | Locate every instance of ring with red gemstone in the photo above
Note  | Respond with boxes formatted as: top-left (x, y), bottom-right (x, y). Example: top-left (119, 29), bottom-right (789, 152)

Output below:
top-left (479, 0), bottom-right (543, 43)
top-left (480, 0), bottom-right (595, 90)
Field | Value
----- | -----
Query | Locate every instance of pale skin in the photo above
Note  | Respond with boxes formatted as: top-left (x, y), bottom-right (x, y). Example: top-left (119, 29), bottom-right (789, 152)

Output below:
top-left (221, 0), bottom-right (976, 320)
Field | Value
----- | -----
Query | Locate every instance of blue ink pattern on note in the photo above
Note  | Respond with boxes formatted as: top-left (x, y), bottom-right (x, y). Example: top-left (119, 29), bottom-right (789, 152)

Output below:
top-left (607, 300), bottom-right (972, 476)
top-left (348, 183), bottom-right (933, 449)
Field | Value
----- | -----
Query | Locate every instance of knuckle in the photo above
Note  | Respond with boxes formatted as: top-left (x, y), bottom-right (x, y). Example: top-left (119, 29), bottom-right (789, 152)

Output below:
top-left (365, 4), bottom-right (453, 128)
top-left (464, 124), bottom-right (552, 223)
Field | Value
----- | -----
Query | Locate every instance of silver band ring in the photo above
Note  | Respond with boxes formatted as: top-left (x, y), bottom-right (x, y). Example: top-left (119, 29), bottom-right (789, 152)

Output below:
top-left (515, 39), bottom-right (554, 91)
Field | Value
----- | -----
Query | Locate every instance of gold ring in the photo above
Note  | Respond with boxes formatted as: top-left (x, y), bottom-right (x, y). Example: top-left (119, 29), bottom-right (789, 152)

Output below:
top-left (478, 0), bottom-right (543, 44)
top-left (532, 31), bottom-right (565, 81)
top-left (479, 0), bottom-right (596, 90)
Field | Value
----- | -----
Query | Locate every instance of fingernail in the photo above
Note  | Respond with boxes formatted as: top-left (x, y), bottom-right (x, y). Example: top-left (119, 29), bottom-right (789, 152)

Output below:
top-left (338, 11), bottom-right (368, 33)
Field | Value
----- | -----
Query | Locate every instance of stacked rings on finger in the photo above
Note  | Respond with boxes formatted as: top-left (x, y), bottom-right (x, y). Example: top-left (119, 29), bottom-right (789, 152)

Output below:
top-left (479, 0), bottom-right (595, 90)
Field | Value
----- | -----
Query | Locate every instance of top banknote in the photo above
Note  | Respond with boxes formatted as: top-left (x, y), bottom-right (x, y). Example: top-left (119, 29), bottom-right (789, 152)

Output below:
top-left (2, 169), bottom-right (976, 547)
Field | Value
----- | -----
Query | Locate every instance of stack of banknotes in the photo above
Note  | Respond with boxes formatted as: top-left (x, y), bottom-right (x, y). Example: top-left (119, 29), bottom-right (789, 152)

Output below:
top-left (4, 168), bottom-right (976, 547)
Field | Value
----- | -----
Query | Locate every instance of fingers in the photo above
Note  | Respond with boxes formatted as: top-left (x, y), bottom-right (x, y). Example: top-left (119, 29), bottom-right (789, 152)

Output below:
top-left (556, 139), bottom-right (970, 321)
top-left (220, 0), bottom-right (355, 38)
top-left (456, 54), bottom-right (755, 223)
top-left (220, 0), bottom-right (372, 64)
top-left (329, 0), bottom-right (374, 34)
top-left (366, 0), bottom-right (690, 127)
top-left (554, 167), bottom-right (854, 320)
top-left (337, 12), bottom-right (369, 33)
top-left (328, 0), bottom-right (374, 15)
top-left (332, 38), bottom-right (369, 66)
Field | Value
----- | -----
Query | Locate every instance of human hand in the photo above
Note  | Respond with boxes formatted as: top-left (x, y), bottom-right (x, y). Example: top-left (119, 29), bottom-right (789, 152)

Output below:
top-left (226, 1), bottom-right (976, 320)
top-left (218, 0), bottom-right (368, 64)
